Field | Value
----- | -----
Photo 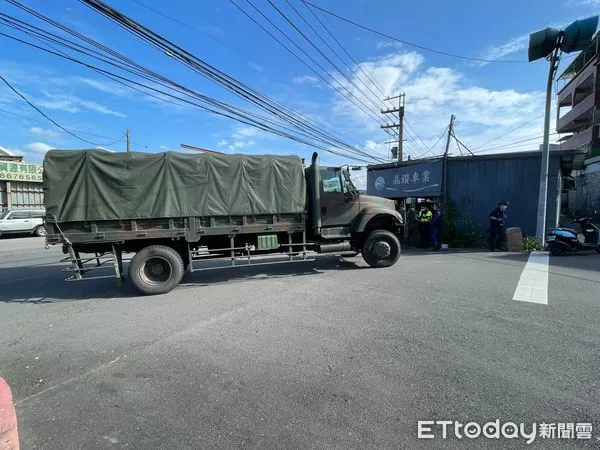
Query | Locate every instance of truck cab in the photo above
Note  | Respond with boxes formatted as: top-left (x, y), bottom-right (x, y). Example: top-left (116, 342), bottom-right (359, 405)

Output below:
top-left (307, 153), bottom-right (403, 267)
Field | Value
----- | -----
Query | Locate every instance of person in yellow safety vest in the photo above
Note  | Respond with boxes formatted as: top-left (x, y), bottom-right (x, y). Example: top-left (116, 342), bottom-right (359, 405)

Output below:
top-left (417, 204), bottom-right (433, 248)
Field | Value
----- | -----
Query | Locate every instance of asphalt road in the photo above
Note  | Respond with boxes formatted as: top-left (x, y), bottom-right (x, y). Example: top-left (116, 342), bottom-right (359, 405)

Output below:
top-left (1, 237), bottom-right (599, 449)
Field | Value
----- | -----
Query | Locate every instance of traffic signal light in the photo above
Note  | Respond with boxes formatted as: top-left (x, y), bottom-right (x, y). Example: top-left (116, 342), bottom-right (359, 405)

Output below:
top-left (528, 27), bottom-right (561, 62)
top-left (561, 16), bottom-right (599, 53)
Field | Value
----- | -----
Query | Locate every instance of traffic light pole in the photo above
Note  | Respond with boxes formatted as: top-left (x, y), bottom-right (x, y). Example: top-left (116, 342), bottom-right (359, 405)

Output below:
top-left (535, 46), bottom-right (561, 245)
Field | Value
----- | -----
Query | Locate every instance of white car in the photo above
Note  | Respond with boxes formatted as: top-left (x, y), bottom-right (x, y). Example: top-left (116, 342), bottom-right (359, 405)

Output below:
top-left (0, 209), bottom-right (47, 237)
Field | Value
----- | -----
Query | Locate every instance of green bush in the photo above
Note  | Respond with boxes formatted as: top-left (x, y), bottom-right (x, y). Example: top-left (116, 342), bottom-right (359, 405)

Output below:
top-left (523, 236), bottom-right (543, 252)
top-left (441, 200), bottom-right (488, 249)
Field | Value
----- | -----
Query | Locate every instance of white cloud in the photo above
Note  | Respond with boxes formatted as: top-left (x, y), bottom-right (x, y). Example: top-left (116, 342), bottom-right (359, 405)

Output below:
top-left (74, 77), bottom-right (131, 97)
top-left (233, 126), bottom-right (259, 139)
top-left (216, 138), bottom-right (255, 151)
top-left (249, 62), bottom-right (263, 72)
top-left (38, 92), bottom-right (126, 118)
top-left (480, 34), bottom-right (529, 63)
top-left (75, 99), bottom-right (126, 118)
top-left (159, 145), bottom-right (169, 150)
top-left (29, 127), bottom-right (60, 139)
top-left (376, 41), bottom-right (403, 50)
top-left (325, 49), bottom-right (549, 159)
top-left (567, 0), bottom-right (600, 5)
top-left (23, 142), bottom-right (54, 155)
top-left (36, 98), bottom-right (80, 113)
top-left (292, 75), bottom-right (320, 85)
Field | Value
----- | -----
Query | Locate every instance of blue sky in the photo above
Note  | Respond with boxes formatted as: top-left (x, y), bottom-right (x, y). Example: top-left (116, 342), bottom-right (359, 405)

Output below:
top-left (1, 0), bottom-right (599, 187)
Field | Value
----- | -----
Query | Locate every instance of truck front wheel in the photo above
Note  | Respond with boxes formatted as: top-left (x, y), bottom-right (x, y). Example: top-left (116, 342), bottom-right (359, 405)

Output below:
top-left (129, 245), bottom-right (185, 295)
top-left (362, 230), bottom-right (401, 268)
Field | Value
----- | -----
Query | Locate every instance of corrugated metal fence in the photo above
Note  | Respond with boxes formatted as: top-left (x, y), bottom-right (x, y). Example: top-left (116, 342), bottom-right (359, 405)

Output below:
top-left (0, 181), bottom-right (44, 210)
top-left (447, 155), bottom-right (561, 237)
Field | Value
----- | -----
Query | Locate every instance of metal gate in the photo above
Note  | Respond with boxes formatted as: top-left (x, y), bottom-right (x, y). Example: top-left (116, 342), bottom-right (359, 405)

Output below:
top-left (7, 181), bottom-right (44, 209)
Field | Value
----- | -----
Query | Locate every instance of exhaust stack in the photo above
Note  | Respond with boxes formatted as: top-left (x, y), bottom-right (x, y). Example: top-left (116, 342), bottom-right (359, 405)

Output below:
top-left (309, 152), bottom-right (321, 236)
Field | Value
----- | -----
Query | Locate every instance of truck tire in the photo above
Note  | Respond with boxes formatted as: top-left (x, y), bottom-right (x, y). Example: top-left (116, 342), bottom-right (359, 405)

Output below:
top-left (34, 225), bottom-right (47, 237)
top-left (362, 230), bottom-right (401, 268)
top-left (128, 245), bottom-right (185, 295)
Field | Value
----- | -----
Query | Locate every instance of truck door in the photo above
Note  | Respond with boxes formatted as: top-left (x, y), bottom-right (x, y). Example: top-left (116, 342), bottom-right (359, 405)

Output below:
top-left (319, 168), bottom-right (360, 237)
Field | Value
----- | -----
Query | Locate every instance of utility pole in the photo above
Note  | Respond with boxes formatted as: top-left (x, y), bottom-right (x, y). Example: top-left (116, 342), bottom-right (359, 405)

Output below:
top-left (443, 114), bottom-right (455, 204)
top-left (381, 93), bottom-right (405, 163)
top-left (535, 47), bottom-right (560, 244)
top-left (126, 128), bottom-right (131, 153)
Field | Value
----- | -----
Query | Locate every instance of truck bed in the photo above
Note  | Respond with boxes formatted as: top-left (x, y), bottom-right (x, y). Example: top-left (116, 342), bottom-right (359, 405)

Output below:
top-left (45, 213), bottom-right (307, 245)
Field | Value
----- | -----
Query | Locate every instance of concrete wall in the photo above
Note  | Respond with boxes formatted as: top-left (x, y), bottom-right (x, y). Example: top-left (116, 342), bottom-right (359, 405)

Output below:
top-left (447, 155), bottom-right (562, 237)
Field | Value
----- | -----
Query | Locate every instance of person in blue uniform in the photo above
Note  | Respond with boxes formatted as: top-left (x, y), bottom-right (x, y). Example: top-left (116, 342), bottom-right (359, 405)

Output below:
top-left (488, 200), bottom-right (508, 251)
top-left (431, 203), bottom-right (442, 251)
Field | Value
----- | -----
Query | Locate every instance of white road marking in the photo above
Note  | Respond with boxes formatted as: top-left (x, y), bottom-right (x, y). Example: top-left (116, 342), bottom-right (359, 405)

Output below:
top-left (512, 251), bottom-right (549, 305)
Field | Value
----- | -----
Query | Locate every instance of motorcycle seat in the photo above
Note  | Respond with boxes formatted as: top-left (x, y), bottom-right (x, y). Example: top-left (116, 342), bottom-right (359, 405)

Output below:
top-left (560, 227), bottom-right (580, 235)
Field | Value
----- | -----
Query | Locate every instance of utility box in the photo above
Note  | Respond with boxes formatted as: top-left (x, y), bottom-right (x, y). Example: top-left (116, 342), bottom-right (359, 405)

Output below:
top-left (506, 227), bottom-right (524, 252)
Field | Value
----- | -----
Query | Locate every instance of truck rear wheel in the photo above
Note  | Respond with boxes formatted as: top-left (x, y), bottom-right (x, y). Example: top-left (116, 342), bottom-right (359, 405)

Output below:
top-left (129, 245), bottom-right (184, 295)
top-left (362, 230), bottom-right (401, 268)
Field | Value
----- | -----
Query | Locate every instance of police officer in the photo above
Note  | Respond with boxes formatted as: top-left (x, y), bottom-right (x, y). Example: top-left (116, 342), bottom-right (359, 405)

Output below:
top-left (431, 203), bottom-right (443, 251)
top-left (488, 200), bottom-right (509, 251)
top-left (417, 203), bottom-right (433, 248)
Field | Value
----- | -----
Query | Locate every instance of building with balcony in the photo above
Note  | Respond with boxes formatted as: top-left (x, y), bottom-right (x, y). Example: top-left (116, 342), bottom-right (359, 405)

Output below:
top-left (556, 33), bottom-right (600, 154)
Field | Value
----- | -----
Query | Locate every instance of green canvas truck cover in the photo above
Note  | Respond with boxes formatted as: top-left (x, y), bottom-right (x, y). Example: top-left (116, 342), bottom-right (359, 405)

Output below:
top-left (43, 150), bottom-right (307, 222)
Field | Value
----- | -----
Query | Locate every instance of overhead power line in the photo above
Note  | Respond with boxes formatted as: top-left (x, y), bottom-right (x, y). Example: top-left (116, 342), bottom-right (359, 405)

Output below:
top-left (278, 0), bottom-right (387, 113)
top-left (0, 106), bottom-right (125, 142)
top-left (128, 0), bottom-right (250, 56)
top-left (471, 114), bottom-right (545, 150)
top-left (0, 28), bottom-right (360, 161)
top-left (2, 1), bottom-right (384, 164)
top-left (228, 0), bottom-right (387, 129)
top-left (0, 73), bottom-right (126, 146)
top-left (451, 132), bottom-right (475, 156)
top-left (404, 119), bottom-right (429, 155)
top-left (423, 126), bottom-right (449, 156)
top-left (472, 133), bottom-right (559, 154)
top-left (303, 3), bottom-right (389, 100)
top-left (79, 0), bottom-right (384, 162)
top-left (302, 1), bottom-right (526, 64)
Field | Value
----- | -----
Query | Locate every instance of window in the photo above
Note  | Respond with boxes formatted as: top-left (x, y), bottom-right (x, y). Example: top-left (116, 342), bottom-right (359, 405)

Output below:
top-left (30, 211), bottom-right (45, 218)
top-left (8, 211), bottom-right (29, 220)
top-left (321, 169), bottom-right (342, 193)
top-left (341, 169), bottom-right (355, 195)
top-left (0, 210), bottom-right (8, 220)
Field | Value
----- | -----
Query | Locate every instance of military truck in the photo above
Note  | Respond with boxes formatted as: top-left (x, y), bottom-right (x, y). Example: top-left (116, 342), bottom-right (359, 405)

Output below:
top-left (43, 150), bottom-right (402, 295)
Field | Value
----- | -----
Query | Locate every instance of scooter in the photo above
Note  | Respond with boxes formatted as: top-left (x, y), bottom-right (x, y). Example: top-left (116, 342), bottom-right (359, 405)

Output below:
top-left (546, 211), bottom-right (600, 256)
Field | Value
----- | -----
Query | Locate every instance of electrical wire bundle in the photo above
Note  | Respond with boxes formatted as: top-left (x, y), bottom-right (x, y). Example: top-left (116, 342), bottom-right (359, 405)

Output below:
top-left (0, 0), bottom-right (385, 163)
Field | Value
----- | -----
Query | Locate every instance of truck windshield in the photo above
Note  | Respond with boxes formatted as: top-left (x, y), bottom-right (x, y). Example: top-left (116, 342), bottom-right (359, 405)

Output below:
top-left (321, 169), bottom-right (343, 193)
